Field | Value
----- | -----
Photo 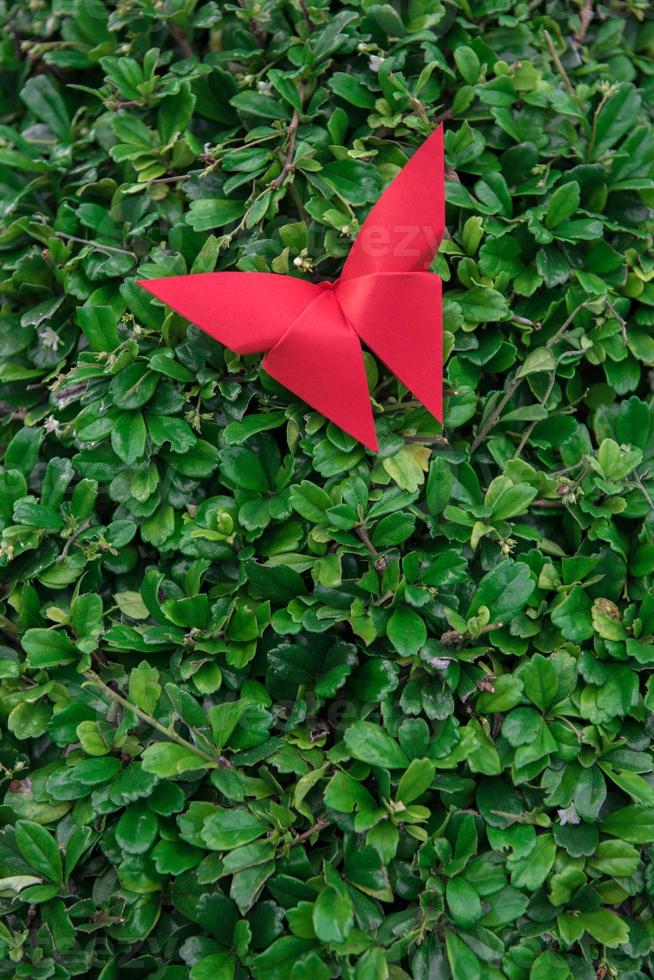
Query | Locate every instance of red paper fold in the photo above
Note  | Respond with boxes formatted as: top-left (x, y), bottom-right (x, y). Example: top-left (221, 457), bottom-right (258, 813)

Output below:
top-left (138, 126), bottom-right (444, 452)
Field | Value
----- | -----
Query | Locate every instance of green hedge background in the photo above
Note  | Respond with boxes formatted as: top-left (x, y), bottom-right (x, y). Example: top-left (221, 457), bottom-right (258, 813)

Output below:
top-left (2, 1), bottom-right (654, 977)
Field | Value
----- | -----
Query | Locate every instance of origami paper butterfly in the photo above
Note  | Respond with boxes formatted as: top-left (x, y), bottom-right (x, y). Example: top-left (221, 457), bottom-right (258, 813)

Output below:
top-left (138, 125), bottom-right (444, 452)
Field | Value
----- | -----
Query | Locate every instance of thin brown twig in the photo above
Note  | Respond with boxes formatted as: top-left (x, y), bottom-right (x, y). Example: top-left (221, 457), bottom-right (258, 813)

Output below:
top-left (271, 102), bottom-right (302, 190)
top-left (633, 472), bottom-right (654, 512)
top-left (575, 0), bottom-right (594, 44)
top-left (291, 816), bottom-right (329, 846)
top-left (512, 368), bottom-right (558, 459)
top-left (545, 300), bottom-right (590, 349)
top-left (167, 22), bottom-right (194, 60)
top-left (432, 107), bottom-right (454, 127)
top-left (605, 299), bottom-right (628, 346)
top-left (60, 518), bottom-right (93, 560)
top-left (356, 524), bottom-right (386, 572)
top-left (54, 232), bottom-right (135, 257)
top-left (237, 0), bottom-right (265, 47)
top-left (402, 435), bottom-right (450, 446)
top-left (299, 0), bottom-right (314, 31)
top-left (84, 671), bottom-right (233, 768)
top-left (470, 377), bottom-right (523, 455)
top-left (544, 30), bottom-right (575, 97)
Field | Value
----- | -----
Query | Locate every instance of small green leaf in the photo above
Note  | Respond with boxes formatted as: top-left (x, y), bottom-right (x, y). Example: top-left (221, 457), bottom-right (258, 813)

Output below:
top-left (201, 808), bottom-right (268, 850)
top-left (387, 607), bottom-right (426, 657)
top-left (15, 820), bottom-right (63, 884)
top-left (344, 721), bottom-right (409, 769)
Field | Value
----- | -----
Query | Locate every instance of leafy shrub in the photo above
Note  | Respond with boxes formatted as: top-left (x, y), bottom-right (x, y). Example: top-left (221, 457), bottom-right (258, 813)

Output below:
top-left (2, 1), bottom-right (654, 977)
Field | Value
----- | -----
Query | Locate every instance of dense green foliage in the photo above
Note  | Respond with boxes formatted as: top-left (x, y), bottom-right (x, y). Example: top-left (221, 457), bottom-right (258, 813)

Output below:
top-left (2, 0), bottom-right (654, 976)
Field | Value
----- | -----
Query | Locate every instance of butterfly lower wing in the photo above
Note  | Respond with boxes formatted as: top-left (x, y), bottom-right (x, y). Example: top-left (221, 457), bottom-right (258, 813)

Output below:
top-left (337, 272), bottom-right (442, 422)
top-left (263, 289), bottom-right (378, 451)
top-left (137, 272), bottom-right (321, 355)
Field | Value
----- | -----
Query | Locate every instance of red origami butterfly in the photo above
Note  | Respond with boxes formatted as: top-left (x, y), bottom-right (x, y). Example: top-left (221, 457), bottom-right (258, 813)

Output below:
top-left (138, 126), bottom-right (444, 452)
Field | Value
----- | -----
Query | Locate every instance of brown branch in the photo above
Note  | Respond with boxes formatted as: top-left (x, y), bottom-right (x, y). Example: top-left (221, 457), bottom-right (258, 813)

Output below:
top-left (237, 0), bottom-right (265, 46)
top-left (84, 671), bottom-right (233, 768)
top-left (291, 817), bottom-right (329, 846)
top-left (270, 104), bottom-right (301, 190)
top-left (470, 377), bottom-right (523, 455)
top-left (402, 435), bottom-right (450, 447)
top-left (299, 0), bottom-right (314, 31)
top-left (356, 524), bottom-right (386, 572)
top-left (54, 232), bottom-right (135, 257)
top-left (544, 30), bottom-right (575, 97)
top-left (167, 22), bottom-right (194, 60)
top-left (60, 518), bottom-right (93, 560)
top-left (575, 0), bottom-right (593, 44)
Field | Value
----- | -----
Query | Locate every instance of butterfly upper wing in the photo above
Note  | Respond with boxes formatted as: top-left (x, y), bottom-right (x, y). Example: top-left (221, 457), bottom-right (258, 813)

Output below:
top-left (340, 126), bottom-right (444, 282)
top-left (137, 272), bottom-right (321, 355)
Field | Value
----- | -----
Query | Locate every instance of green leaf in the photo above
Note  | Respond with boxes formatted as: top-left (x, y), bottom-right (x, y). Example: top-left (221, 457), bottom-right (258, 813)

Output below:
top-left (454, 45), bottom-right (481, 84)
top-left (15, 820), bottom-right (63, 884)
top-left (396, 758), bottom-right (434, 804)
top-left (587, 839), bottom-right (639, 877)
top-left (190, 953), bottom-right (236, 980)
top-left (22, 629), bottom-right (77, 669)
top-left (530, 951), bottom-right (572, 980)
top-left (551, 587), bottom-right (594, 642)
top-left (141, 743), bottom-right (214, 777)
top-left (329, 73), bottom-right (375, 108)
top-left (111, 411), bottom-right (147, 464)
top-left (218, 447), bottom-right (270, 491)
top-left (457, 286), bottom-right (509, 323)
top-left (344, 721), bottom-right (409, 769)
top-left (545, 181), bottom-right (580, 229)
top-left (312, 884), bottom-right (354, 943)
top-left (20, 76), bottom-right (70, 141)
top-left (201, 808), bottom-right (268, 850)
top-left (601, 805), bottom-right (654, 843)
top-left (223, 412), bottom-right (286, 445)
top-left (208, 701), bottom-right (248, 751)
top-left (129, 662), bottom-right (161, 715)
top-left (446, 877), bottom-right (483, 928)
top-left (467, 560), bottom-right (534, 622)
top-left (509, 834), bottom-right (556, 891)
top-left (186, 199), bottom-right (247, 232)
top-left (485, 476), bottom-right (537, 521)
top-left (574, 767), bottom-right (606, 822)
top-left (321, 160), bottom-right (383, 206)
top-left (115, 803), bottom-right (158, 855)
top-left (519, 654), bottom-right (558, 711)
top-left (230, 92), bottom-right (291, 120)
top-left (251, 938), bottom-right (317, 980)
top-left (77, 307), bottom-right (120, 352)
top-left (515, 347), bottom-right (556, 378)
top-left (109, 362), bottom-right (159, 410)
top-left (290, 481), bottom-right (333, 522)
top-left (387, 607), bottom-right (427, 657)
top-left (426, 457), bottom-right (452, 515)
top-left (445, 931), bottom-right (482, 980)
top-left (576, 909), bottom-right (629, 948)
top-left (593, 83), bottom-right (642, 157)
